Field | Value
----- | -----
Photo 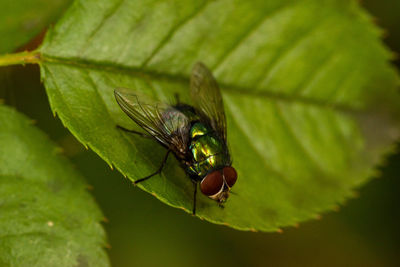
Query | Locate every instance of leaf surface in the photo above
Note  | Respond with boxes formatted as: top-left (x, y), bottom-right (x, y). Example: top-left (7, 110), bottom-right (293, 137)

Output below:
top-left (0, 105), bottom-right (109, 266)
top-left (39, 0), bottom-right (400, 231)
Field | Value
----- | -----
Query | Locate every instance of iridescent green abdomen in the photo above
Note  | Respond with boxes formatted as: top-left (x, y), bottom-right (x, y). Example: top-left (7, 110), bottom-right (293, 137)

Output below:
top-left (187, 122), bottom-right (227, 179)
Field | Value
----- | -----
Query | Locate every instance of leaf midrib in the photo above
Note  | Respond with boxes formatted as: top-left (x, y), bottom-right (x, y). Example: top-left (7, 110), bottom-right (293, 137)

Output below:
top-left (39, 53), bottom-right (362, 113)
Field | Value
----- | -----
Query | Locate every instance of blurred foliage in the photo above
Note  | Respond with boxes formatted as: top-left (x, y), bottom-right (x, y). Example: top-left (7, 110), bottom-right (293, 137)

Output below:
top-left (0, 105), bottom-right (108, 266)
top-left (0, 0), bottom-right (399, 266)
top-left (0, 0), bottom-right (72, 53)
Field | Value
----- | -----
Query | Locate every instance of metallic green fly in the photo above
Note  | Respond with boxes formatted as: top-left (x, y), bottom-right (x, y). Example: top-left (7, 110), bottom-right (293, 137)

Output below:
top-left (114, 62), bottom-right (237, 214)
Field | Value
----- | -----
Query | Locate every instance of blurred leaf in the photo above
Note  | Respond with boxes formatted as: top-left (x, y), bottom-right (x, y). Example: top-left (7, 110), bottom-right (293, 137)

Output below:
top-left (38, 0), bottom-right (400, 231)
top-left (0, 0), bottom-right (72, 53)
top-left (0, 105), bottom-right (109, 266)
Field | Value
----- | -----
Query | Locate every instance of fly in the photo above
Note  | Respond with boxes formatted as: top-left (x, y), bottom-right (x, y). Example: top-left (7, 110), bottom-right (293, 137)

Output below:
top-left (114, 62), bottom-right (237, 214)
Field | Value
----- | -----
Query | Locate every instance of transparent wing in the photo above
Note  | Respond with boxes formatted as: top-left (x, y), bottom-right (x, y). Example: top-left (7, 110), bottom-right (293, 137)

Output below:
top-left (114, 88), bottom-right (189, 155)
top-left (190, 62), bottom-right (227, 140)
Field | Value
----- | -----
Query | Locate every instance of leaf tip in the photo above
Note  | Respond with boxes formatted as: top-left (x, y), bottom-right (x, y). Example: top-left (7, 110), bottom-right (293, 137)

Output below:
top-left (315, 214), bottom-right (322, 220)
top-left (351, 191), bottom-right (360, 199)
top-left (372, 169), bottom-right (383, 178)
top-left (276, 228), bottom-right (283, 234)
top-left (102, 217), bottom-right (109, 223)
top-left (380, 28), bottom-right (389, 39)
top-left (86, 184), bottom-right (94, 190)
top-left (391, 51), bottom-right (399, 61)
top-left (332, 205), bottom-right (341, 212)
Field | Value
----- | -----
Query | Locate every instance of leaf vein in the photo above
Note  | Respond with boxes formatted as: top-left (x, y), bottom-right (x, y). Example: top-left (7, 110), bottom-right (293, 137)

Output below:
top-left (252, 16), bottom-right (332, 89)
top-left (212, 4), bottom-right (287, 71)
top-left (41, 55), bottom-right (359, 113)
top-left (140, 0), bottom-right (211, 68)
top-left (223, 96), bottom-right (288, 182)
top-left (274, 102), bottom-right (325, 172)
top-left (78, 0), bottom-right (125, 56)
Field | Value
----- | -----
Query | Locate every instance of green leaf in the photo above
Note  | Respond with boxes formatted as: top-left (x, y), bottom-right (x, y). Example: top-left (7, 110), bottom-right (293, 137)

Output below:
top-left (0, 105), bottom-right (109, 266)
top-left (0, 0), bottom-right (72, 53)
top-left (38, 0), bottom-right (400, 231)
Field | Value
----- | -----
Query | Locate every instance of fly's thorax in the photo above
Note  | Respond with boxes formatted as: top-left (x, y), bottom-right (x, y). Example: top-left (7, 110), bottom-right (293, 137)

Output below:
top-left (190, 134), bottom-right (223, 162)
top-left (190, 122), bottom-right (209, 138)
top-left (187, 122), bottom-right (230, 178)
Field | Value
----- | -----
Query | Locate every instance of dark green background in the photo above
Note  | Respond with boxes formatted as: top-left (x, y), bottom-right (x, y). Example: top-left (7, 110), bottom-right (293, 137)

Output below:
top-left (1, 0), bottom-right (399, 266)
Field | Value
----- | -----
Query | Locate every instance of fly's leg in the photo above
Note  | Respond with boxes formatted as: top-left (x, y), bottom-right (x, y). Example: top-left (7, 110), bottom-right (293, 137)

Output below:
top-left (134, 150), bottom-right (171, 185)
top-left (192, 181), bottom-right (198, 215)
top-left (117, 125), bottom-right (169, 184)
top-left (116, 125), bottom-right (152, 139)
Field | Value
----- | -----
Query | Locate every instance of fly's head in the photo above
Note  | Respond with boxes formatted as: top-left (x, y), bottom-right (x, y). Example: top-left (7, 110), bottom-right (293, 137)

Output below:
top-left (200, 166), bottom-right (237, 203)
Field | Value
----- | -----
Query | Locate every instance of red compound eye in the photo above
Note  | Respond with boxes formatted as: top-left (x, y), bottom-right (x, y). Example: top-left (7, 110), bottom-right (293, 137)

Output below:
top-left (200, 171), bottom-right (223, 196)
top-left (223, 167), bottom-right (237, 187)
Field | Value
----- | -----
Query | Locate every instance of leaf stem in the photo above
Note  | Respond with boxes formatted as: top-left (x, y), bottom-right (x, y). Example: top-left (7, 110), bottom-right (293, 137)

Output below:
top-left (0, 51), bottom-right (41, 67)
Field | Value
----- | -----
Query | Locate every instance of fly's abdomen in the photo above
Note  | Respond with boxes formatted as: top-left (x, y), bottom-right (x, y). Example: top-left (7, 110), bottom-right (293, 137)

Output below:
top-left (187, 122), bottom-right (226, 179)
